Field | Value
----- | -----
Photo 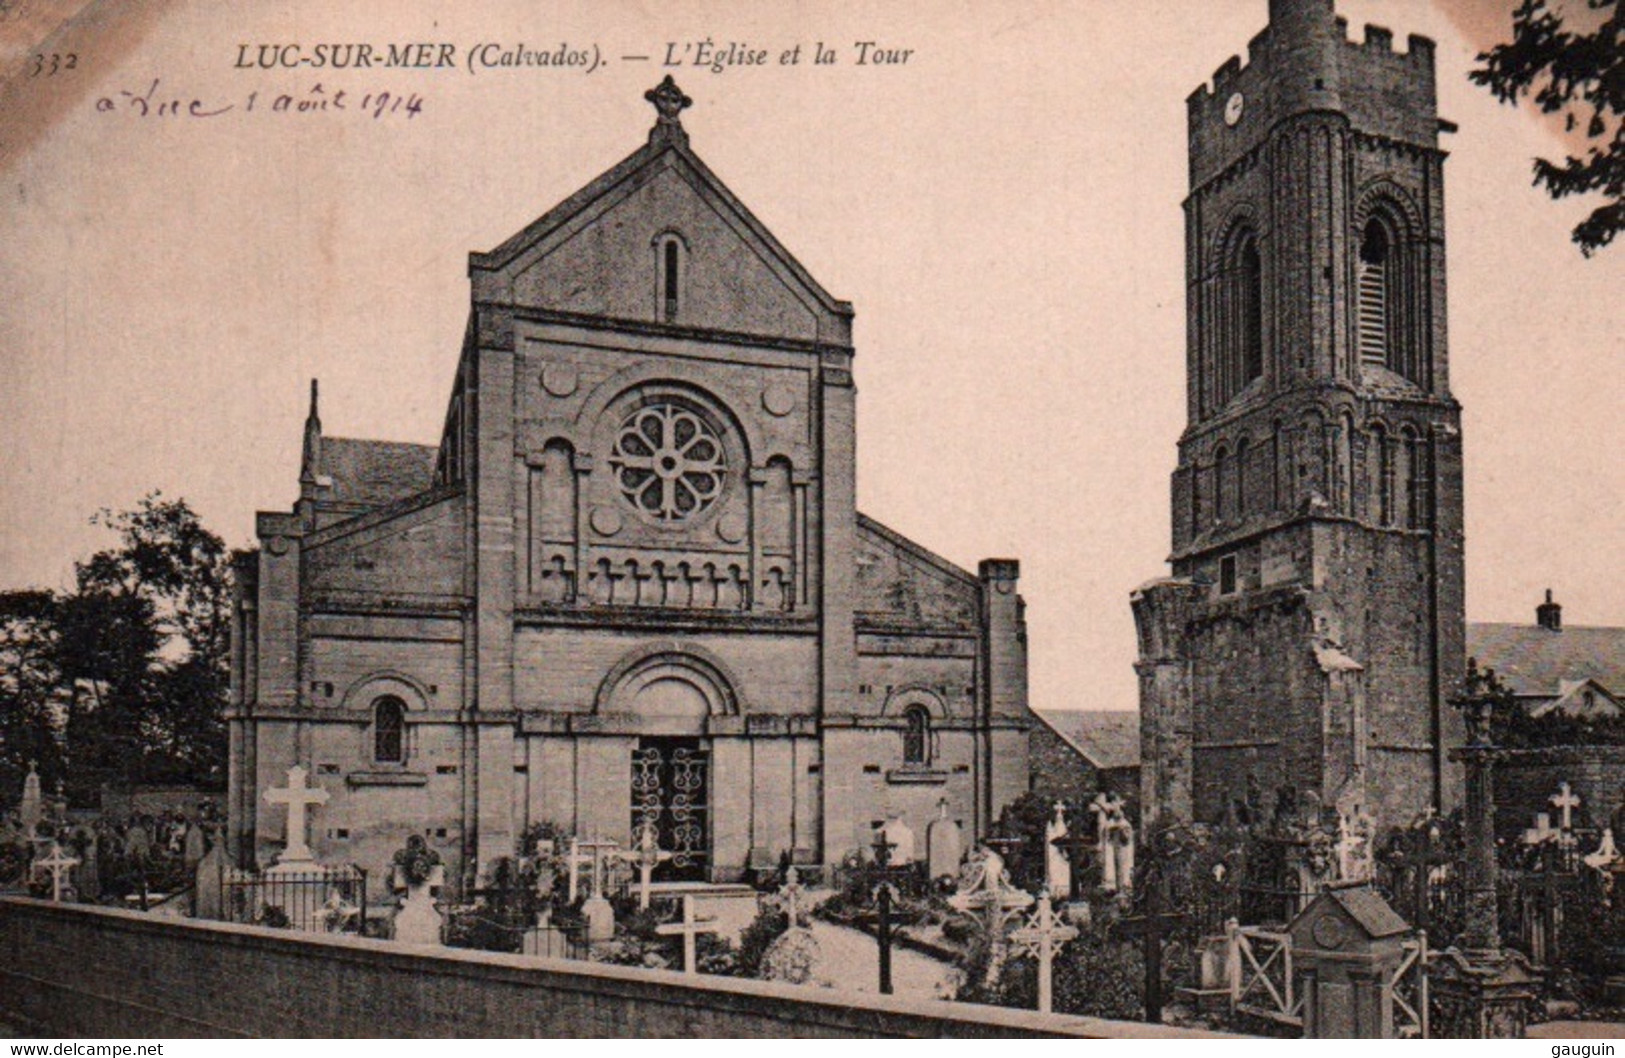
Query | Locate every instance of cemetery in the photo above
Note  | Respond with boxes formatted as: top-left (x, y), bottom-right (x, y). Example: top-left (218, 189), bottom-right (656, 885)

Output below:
top-left (6, 661), bottom-right (1625, 1039)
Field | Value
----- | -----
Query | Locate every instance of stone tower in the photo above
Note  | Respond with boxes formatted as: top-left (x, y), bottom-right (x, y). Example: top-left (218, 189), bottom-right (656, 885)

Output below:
top-left (1134, 0), bottom-right (1464, 833)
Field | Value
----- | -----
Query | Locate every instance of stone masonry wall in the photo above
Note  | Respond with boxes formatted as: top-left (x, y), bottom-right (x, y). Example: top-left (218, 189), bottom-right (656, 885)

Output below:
top-left (0, 899), bottom-right (1229, 1040)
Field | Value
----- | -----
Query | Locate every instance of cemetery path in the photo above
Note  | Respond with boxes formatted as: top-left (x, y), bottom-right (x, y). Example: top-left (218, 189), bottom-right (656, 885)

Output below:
top-left (805, 920), bottom-right (957, 999)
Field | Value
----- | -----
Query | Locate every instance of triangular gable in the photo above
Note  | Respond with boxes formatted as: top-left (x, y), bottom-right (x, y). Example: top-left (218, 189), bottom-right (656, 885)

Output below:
top-left (854, 514), bottom-right (979, 630)
top-left (1528, 678), bottom-right (1622, 720)
top-left (469, 98), bottom-right (852, 348)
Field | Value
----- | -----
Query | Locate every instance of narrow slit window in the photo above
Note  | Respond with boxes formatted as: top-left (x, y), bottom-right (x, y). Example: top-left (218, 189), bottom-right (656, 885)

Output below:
top-left (663, 239), bottom-right (680, 322)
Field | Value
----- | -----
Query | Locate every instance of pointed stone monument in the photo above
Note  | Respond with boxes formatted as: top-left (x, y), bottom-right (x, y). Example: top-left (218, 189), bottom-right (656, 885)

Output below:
top-left (18, 762), bottom-right (42, 838)
top-left (926, 798), bottom-right (963, 883)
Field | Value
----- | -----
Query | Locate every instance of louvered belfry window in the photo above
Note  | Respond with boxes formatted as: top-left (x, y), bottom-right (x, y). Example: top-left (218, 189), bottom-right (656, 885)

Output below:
top-left (1358, 220), bottom-right (1391, 368)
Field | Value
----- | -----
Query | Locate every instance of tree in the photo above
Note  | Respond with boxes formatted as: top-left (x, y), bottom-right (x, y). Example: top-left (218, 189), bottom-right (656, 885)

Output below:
top-left (1471, 0), bottom-right (1624, 255)
top-left (0, 494), bottom-right (236, 808)
top-left (0, 590), bottom-right (66, 801)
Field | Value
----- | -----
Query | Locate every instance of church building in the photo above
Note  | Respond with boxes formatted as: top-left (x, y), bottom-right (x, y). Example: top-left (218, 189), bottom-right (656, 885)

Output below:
top-left (1134, 0), bottom-right (1467, 833)
top-left (226, 78), bottom-right (1034, 890)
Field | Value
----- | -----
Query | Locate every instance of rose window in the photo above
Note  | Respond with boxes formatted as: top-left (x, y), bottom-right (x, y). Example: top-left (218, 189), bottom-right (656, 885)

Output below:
top-left (609, 403), bottom-right (727, 521)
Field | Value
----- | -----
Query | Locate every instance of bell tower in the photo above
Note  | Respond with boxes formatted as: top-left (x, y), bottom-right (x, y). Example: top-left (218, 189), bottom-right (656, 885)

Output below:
top-left (1135, 0), bottom-right (1464, 832)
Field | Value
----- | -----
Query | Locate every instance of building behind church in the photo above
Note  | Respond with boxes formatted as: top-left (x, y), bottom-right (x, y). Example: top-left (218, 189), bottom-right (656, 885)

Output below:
top-left (226, 79), bottom-right (1035, 891)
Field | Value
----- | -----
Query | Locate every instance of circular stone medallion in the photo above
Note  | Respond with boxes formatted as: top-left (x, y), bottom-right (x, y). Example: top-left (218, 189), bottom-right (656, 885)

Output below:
top-left (589, 505), bottom-right (623, 537)
top-left (716, 510), bottom-right (747, 544)
top-left (762, 384), bottom-right (796, 417)
top-left (541, 363), bottom-right (579, 398)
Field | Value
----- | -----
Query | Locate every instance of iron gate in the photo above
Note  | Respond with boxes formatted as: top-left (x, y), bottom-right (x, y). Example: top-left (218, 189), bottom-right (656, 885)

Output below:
top-left (631, 739), bottom-right (710, 880)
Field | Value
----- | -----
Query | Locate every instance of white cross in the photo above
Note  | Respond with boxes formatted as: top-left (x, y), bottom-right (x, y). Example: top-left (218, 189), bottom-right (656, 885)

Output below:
top-left (656, 894), bottom-right (719, 974)
top-left (36, 842), bottom-right (80, 902)
top-left (563, 838), bottom-right (592, 902)
top-left (621, 825), bottom-right (672, 909)
top-left (263, 765), bottom-right (329, 863)
top-left (1551, 783), bottom-right (1582, 832)
top-left (1009, 888), bottom-right (1079, 1014)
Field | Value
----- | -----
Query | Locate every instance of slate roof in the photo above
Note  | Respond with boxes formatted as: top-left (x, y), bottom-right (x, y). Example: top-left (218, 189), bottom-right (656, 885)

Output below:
top-left (1321, 885), bottom-right (1411, 939)
top-left (1467, 622), bottom-right (1625, 699)
top-left (1035, 710), bottom-right (1140, 771)
top-left (319, 438), bottom-right (438, 508)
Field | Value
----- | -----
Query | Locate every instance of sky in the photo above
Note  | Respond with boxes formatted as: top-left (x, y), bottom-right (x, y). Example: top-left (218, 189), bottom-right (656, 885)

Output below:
top-left (0, 0), bottom-right (1619, 716)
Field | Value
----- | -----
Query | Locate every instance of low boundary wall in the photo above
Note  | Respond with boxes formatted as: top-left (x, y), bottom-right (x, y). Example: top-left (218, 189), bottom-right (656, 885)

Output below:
top-left (0, 898), bottom-right (1228, 1038)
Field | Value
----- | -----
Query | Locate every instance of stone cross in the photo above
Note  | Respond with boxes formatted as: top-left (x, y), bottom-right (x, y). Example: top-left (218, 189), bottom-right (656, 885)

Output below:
top-left (563, 837), bottom-right (592, 902)
top-left (263, 765), bottom-right (328, 864)
top-left (623, 825), bottom-right (672, 909)
top-left (36, 842), bottom-right (80, 902)
top-left (1009, 888), bottom-right (1079, 1014)
top-left (1551, 783), bottom-right (1582, 832)
top-left (656, 894), bottom-right (719, 974)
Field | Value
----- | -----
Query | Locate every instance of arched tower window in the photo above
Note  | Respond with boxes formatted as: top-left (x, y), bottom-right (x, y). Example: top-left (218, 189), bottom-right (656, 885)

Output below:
top-left (1357, 218), bottom-right (1392, 369)
top-left (1213, 445), bottom-right (1231, 524)
top-left (903, 706), bottom-right (931, 765)
top-left (373, 696), bottom-right (406, 764)
top-left (1213, 226), bottom-right (1264, 409)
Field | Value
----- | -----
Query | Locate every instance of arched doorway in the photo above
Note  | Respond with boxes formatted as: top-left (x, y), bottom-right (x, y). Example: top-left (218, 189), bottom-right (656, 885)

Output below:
top-left (600, 650), bottom-right (741, 882)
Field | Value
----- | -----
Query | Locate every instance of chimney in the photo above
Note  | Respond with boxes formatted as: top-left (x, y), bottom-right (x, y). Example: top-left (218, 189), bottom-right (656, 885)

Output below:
top-left (1537, 589), bottom-right (1562, 632)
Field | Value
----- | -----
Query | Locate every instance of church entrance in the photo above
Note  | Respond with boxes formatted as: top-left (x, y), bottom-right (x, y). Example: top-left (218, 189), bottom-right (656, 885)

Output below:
top-left (631, 738), bottom-right (710, 881)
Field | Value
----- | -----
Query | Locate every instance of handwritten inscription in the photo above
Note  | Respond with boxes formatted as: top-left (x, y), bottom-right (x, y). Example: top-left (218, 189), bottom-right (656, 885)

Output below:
top-left (95, 80), bottom-right (423, 121)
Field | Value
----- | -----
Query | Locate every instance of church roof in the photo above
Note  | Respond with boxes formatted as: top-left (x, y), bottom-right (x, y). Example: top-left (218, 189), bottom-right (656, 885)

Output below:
top-left (1035, 710), bottom-right (1140, 771)
top-left (319, 438), bottom-right (438, 508)
top-left (467, 77), bottom-right (852, 343)
top-left (1467, 622), bottom-right (1625, 700)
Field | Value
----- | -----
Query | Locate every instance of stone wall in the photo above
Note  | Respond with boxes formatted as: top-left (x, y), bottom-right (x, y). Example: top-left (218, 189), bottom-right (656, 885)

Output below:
top-left (0, 899), bottom-right (1228, 1040)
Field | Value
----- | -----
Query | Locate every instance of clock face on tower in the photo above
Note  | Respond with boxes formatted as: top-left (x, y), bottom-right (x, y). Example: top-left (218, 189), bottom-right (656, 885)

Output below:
top-left (1224, 92), bottom-right (1245, 127)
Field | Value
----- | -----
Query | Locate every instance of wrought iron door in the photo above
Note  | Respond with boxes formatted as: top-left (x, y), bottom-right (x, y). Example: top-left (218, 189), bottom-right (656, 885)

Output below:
top-left (631, 738), bottom-right (710, 880)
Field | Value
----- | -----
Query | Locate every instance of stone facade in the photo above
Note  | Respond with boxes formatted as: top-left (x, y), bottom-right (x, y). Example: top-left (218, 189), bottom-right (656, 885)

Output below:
top-left (226, 81), bottom-right (1032, 891)
top-left (1135, 0), bottom-right (1466, 833)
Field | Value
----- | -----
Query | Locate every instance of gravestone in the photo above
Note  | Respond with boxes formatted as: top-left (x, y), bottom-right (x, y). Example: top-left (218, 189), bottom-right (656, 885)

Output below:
top-left (656, 894), bottom-right (720, 974)
top-left (1009, 889), bottom-right (1078, 1013)
top-left (18, 763), bottom-right (42, 837)
top-left (36, 842), bottom-right (79, 902)
top-left (71, 827), bottom-right (100, 901)
top-left (577, 836), bottom-right (620, 944)
top-left (194, 841), bottom-right (227, 920)
top-left (263, 765), bottom-right (329, 872)
top-left (926, 799), bottom-right (963, 882)
top-left (390, 835), bottom-right (445, 945)
top-left (878, 815), bottom-right (915, 865)
top-left (1044, 801), bottom-right (1071, 901)
top-left (1289, 886), bottom-right (1412, 1038)
top-left (182, 822), bottom-right (207, 869)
